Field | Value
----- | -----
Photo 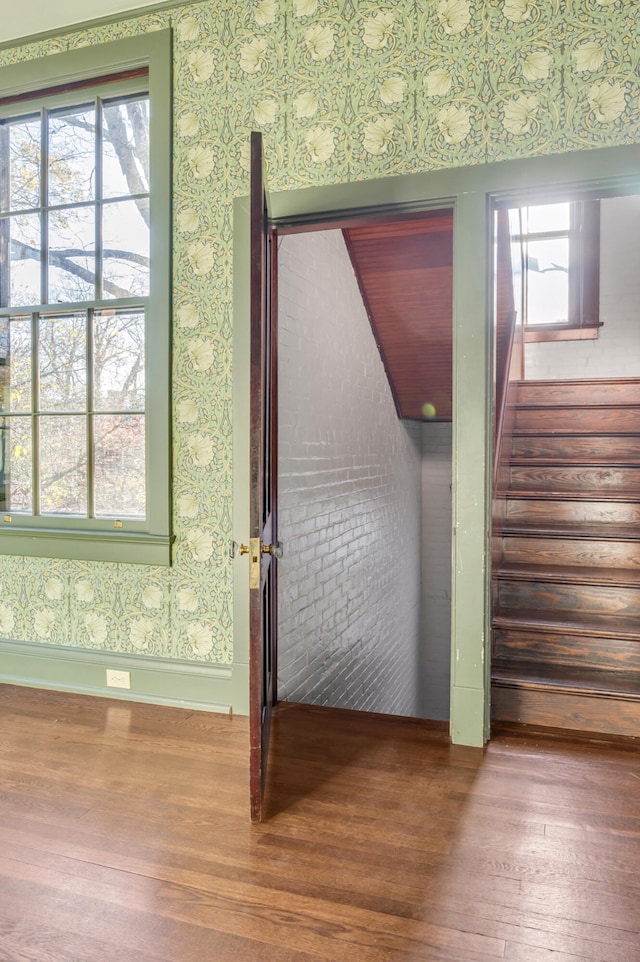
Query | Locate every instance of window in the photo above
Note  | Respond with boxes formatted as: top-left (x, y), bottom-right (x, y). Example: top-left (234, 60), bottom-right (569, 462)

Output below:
top-left (514, 199), bottom-right (600, 343)
top-left (0, 31), bottom-right (171, 564)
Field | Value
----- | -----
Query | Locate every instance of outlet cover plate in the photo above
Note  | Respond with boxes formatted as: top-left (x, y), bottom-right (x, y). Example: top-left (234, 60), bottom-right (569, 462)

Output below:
top-left (106, 669), bottom-right (131, 689)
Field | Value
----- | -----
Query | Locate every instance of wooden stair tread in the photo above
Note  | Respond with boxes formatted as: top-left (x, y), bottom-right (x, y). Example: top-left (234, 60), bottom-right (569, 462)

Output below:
top-left (516, 377), bottom-right (640, 406)
top-left (492, 662), bottom-right (640, 699)
top-left (519, 377), bottom-right (640, 385)
top-left (515, 404), bottom-right (640, 411)
top-left (492, 608), bottom-right (640, 639)
top-left (509, 453), bottom-right (640, 468)
top-left (513, 429), bottom-right (640, 435)
top-left (500, 519), bottom-right (640, 540)
top-left (503, 490), bottom-right (640, 503)
top-left (513, 429), bottom-right (640, 439)
top-left (509, 457), bottom-right (640, 467)
top-left (497, 562), bottom-right (640, 588)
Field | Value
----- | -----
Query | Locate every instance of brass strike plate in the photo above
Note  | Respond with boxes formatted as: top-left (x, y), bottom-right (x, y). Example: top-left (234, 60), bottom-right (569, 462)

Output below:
top-left (249, 536), bottom-right (261, 590)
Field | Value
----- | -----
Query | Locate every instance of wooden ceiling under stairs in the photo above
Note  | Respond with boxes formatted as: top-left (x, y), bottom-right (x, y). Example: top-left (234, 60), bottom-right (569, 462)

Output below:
top-left (492, 377), bottom-right (640, 739)
top-left (343, 210), bottom-right (453, 422)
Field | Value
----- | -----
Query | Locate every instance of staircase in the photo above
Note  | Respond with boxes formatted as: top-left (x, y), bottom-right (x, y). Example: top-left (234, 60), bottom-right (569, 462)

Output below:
top-left (492, 377), bottom-right (640, 738)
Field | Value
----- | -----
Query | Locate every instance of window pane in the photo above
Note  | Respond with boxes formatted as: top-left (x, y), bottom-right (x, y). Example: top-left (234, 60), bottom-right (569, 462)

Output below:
top-left (523, 203), bottom-right (571, 234)
top-left (39, 414), bottom-right (86, 514)
top-left (39, 312), bottom-right (86, 412)
top-left (48, 206), bottom-right (95, 302)
top-left (102, 97), bottom-right (149, 200)
top-left (1, 116), bottom-right (40, 213)
top-left (0, 316), bottom-right (32, 413)
top-left (1, 213), bottom-right (41, 307)
top-left (94, 310), bottom-right (145, 411)
top-left (0, 415), bottom-right (32, 513)
top-left (48, 105), bottom-right (96, 207)
top-left (526, 238), bottom-right (569, 325)
top-left (102, 198), bottom-right (149, 298)
top-left (94, 413), bottom-right (145, 518)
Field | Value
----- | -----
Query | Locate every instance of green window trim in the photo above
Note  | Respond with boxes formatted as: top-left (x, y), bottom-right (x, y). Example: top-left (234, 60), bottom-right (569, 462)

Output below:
top-left (0, 29), bottom-right (172, 565)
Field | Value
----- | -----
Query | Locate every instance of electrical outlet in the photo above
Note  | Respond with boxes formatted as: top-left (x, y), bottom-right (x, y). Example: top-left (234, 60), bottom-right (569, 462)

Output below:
top-left (106, 669), bottom-right (131, 689)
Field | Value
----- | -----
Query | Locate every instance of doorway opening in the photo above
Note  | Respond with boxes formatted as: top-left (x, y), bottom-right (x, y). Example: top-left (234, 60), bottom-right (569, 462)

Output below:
top-left (491, 189), bottom-right (640, 738)
top-left (274, 212), bottom-right (454, 723)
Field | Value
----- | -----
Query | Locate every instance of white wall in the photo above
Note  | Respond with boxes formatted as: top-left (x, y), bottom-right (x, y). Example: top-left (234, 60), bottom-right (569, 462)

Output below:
top-left (420, 423), bottom-right (452, 720)
top-left (525, 195), bottom-right (640, 380)
top-left (277, 229), bottom-right (424, 717)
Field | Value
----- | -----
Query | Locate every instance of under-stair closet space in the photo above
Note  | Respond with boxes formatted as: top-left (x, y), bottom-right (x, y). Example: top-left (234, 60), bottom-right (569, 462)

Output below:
top-left (276, 223), bottom-right (452, 723)
top-left (492, 192), bottom-right (640, 739)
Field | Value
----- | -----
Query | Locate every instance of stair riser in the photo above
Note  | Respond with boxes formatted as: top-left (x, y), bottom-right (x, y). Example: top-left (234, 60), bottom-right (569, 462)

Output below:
top-left (502, 536), bottom-right (640, 569)
top-left (493, 627), bottom-right (640, 672)
top-left (515, 408), bottom-right (640, 433)
top-left (518, 380), bottom-right (640, 407)
top-left (511, 436), bottom-right (640, 462)
top-left (497, 580), bottom-right (640, 618)
top-left (509, 465), bottom-right (640, 494)
top-left (505, 498), bottom-right (640, 525)
top-left (491, 685), bottom-right (640, 738)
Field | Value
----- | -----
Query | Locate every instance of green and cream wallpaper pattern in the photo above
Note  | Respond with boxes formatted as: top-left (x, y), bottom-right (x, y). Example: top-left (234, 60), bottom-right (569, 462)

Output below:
top-left (0, 0), bottom-right (638, 672)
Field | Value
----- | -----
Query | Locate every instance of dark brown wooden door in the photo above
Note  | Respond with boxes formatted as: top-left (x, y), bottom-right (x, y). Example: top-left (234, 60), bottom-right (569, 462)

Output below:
top-left (249, 131), bottom-right (278, 822)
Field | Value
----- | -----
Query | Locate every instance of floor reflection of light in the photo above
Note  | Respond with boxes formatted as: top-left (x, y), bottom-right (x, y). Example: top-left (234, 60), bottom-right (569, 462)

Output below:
top-left (105, 704), bottom-right (132, 735)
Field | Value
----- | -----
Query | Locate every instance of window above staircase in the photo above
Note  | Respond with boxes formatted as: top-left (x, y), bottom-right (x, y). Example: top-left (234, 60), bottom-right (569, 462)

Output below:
top-left (504, 199), bottom-right (601, 344)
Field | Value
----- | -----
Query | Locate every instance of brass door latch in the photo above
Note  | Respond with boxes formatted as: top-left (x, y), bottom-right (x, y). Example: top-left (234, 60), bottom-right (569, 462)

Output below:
top-left (230, 539), bottom-right (283, 589)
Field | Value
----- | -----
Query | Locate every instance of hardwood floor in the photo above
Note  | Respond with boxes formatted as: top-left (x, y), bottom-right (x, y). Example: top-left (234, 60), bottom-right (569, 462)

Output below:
top-left (1, 685), bottom-right (639, 961)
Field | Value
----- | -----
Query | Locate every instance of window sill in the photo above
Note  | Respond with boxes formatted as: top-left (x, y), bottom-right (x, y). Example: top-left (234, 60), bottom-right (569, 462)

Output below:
top-left (0, 526), bottom-right (173, 565)
top-left (524, 326), bottom-right (600, 343)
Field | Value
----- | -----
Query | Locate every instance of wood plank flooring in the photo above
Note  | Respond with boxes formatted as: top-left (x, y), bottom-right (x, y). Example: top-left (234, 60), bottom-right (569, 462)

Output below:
top-left (1, 685), bottom-right (639, 961)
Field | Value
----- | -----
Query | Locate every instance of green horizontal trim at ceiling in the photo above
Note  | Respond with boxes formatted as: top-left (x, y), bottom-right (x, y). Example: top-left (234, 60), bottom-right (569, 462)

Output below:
top-left (0, 639), bottom-right (237, 713)
top-left (0, 0), bottom-right (205, 50)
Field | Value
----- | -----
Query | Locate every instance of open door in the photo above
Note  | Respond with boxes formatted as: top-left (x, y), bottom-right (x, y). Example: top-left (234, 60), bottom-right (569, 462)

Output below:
top-left (249, 131), bottom-right (279, 822)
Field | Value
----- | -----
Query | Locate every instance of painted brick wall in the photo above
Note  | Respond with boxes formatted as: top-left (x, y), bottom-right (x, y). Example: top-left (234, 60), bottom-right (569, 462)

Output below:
top-left (525, 196), bottom-right (640, 380)
top-left (420, 423), bottom-right (452, 721)
top-left (277, 229), bottom-right (424, 717)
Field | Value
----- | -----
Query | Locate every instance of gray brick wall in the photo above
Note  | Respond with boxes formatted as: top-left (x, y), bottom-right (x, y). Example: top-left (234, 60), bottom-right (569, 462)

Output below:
top-left (525, 195), bottom-right (640, 380)
top-left (277, 229), bottom-right (425, 717)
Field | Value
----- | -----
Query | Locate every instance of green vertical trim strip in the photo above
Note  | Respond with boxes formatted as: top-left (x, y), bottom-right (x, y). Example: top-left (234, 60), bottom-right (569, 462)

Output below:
top-left (95, 96), bottom-right (104, 302)
top-left (32, 309), bottom-right (40, 515)
top-left (450, 684), bottom-right (486, 748)
top-left (145, 27), bottom-right (172, 540)
top-left (450, 189), bottom-right (491, 744)
top-left (40, 107), bottom-right (48, 306)
top-left (232, 194), bottom-right (251, 713)
top-left (87, 307), bottom-right (95, 518)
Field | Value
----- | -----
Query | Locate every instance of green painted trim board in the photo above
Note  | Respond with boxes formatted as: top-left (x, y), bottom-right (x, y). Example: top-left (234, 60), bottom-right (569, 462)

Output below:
top-left (0, 639), bottom-right (236, 713)
top-left (0, 0), bottom-right (206, 49)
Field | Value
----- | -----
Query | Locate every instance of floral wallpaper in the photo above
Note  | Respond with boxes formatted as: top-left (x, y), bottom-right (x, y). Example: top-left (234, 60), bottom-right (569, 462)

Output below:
top-left (0, 0), bottom-right (638, 667)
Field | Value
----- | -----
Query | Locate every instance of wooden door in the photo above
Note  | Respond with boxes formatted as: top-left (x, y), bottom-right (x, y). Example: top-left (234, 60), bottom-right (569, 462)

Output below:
top-left (249, 131), bottom-right (279, 822)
